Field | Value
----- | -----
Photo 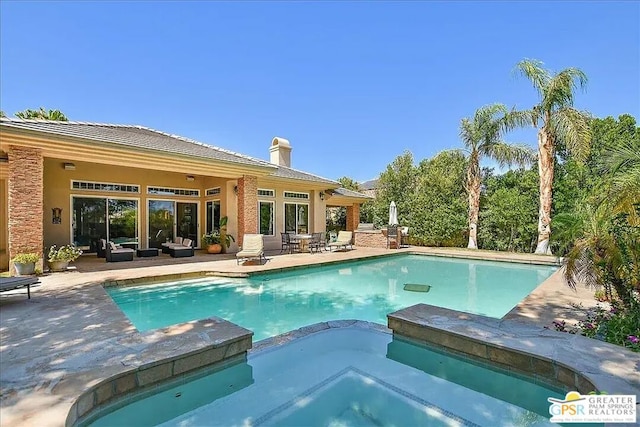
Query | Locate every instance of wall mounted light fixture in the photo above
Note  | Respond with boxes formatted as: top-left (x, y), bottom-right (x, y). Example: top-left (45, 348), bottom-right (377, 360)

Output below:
top-left (186, 175), bottom-right (195, 182)
top-left (319, 191), bottom-right (325, 201)
top-left (52, 207), bottom-right (62, 224)
top-left (63, 162), bottom-right (76, 170)
top-left (233, 185), bottom-right (238, 196)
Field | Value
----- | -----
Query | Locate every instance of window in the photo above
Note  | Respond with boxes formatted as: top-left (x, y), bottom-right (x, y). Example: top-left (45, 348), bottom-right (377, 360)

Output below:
top-left (284, 203), bottom-right (308, 234)
top-left (147, 187), bottom-right (200, 197)
top-left (206, 187), bottom-right (221, 196)
top-left (72, 197), bottom-right (138, 253)
top-left (206, 200), bottom-right (221, 233)
top-left (258, 188), bottom-right (275, 197)
top-left (284, 191), bottom-right (309, 200)
top-left (72, 180), bottom-right (139, 193)
top-left (259, 201), bottom-right (275, 236)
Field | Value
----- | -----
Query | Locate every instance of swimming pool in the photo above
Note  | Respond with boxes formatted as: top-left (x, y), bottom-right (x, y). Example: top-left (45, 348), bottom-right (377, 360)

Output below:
top-left (107, 254), bottom-right (557, 340)
top-left (85, 327), bottom-right (564, 426)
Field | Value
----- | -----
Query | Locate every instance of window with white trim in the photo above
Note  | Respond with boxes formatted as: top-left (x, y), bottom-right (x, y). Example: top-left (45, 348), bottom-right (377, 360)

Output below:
top-left (259, 201), bottom-right (275, 236)
top-left (72, 180), bottom-right (139, 193)
top-left (147, 187), bottom-right (200, 197)
top-left (284, 191), bottom-right (309, 200)
top-left (206, 187), bottom-right (221, 196)
top-left (258, 188), bottom-right (275, 197)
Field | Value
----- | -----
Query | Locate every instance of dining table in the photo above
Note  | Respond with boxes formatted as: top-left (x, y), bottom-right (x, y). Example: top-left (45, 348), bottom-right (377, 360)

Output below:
top-left (291, 234), bottom-right (313, 253)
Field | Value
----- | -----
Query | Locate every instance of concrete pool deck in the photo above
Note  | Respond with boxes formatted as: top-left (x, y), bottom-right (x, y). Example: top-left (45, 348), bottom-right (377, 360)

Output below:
top-left (1, 246), bottom-right (637, 426)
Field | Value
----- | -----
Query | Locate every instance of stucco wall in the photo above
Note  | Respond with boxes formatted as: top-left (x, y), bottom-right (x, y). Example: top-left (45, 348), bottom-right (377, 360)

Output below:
top-left (35, 159), bottom-right (329, 255)
top-left (42, 158), bottom-right (230, 251)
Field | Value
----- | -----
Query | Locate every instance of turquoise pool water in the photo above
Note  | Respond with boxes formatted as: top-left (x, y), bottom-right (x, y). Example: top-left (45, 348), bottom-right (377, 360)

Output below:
top-left (107, 254), bottom-right (557, 340)
top-left (86, 327), bottom-right (566, 426)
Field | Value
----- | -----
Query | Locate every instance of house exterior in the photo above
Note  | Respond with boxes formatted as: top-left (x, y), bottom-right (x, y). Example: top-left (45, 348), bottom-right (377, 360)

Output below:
top-left (0, 118), bottom-right (370, 272)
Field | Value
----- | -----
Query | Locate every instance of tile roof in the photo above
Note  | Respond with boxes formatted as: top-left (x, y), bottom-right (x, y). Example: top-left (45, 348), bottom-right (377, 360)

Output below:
top-left (271, 164), bottom-right (339, 185)
top-left (0, 118), bottom-right (275, 169)
top-left (331, 187), bottom-right (373, 199)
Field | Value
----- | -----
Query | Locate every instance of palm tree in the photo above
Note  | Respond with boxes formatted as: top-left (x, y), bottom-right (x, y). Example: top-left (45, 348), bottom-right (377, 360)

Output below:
top-left (514, 59), bottom-right (591, 254)
top-left (15, 107), bottom-right (68, 121)
top-left (459, 104), bottom-right (535, 249)
top-left (561, 136), bottom-right (640, 308)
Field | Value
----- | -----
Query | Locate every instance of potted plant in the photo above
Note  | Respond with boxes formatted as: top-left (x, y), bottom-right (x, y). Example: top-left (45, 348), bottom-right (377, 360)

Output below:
top-left (47, 244), bottom-right (83, 272)
top-left (202, 231), bottom-right (223, 254)
top-left (11, 252), bottom-right (39, 275)
top-left (219, 216), bottom-right (235, 253)
top-left (202, 216), bottom-right (235, 254)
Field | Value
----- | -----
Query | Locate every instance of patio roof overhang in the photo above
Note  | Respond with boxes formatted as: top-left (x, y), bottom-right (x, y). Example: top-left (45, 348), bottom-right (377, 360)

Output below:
top-left (0, 127), bottom-right (277, 179)
top-left (325, 189), bottom-right (373, 207)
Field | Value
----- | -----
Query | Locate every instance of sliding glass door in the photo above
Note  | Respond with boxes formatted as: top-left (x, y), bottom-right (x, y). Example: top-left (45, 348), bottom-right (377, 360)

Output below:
top-left (206, 200), bottom-right (221, 233)
top-left (148, 200), bottom-right (198, 248)
top-left (148, 200), bottom-right (175, 248)
top-left (284, 203), bottom-right (308, 234)
top-left (72, 197), bottom-right (138, 253)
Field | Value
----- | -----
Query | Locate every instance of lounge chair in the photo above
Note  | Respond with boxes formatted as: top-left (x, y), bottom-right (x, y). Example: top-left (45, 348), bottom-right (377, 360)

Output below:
top-left (327, 231), bottom-right (353, 251)
top-left (169, 238), bottom-right (195, 258)
top-left (0, 276), bottom-right (39, 299)
top-left (105, 241), bottom-right (134, 262)
top-left (237, 234), bottom-right (266, 265)
top-left (162, 237), bottom-right (184, 254)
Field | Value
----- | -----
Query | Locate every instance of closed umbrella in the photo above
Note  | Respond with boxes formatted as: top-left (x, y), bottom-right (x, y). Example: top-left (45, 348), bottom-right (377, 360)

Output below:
top-left (389, 201), bottom-right (399, 226)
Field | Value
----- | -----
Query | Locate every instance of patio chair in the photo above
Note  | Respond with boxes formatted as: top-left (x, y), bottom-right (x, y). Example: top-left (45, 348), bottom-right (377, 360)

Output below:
top-left (237, 234), bottom-right (266, 265)
top-left (327, 231), bottom-right (353, 251)
top-left (169, 238), bottom-right (195, 258)
top-left (308, 232), bottom-right (324, 253)
top-left (280, 232), bottom-right (300, 254)
top-left (0, 276), bottom-right (39, 299)
top-left (400, 226), bottom-right (409, 247)
top-left (105, 241), bottom-right (134, 262)
top-left (387, 225), bottom-right (399, 249)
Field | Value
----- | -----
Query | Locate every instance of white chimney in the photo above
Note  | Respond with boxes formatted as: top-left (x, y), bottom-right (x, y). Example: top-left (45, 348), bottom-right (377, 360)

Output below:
top-left (270, 137), bottom-right (291, 167)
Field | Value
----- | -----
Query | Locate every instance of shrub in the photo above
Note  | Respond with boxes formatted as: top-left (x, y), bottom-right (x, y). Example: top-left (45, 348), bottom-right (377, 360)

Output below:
top-left (11, 253), bottom-right (39, 264)
top-left (549, 300), bottom-right (640, 352)
top-left (47, 245), bottom-right (82, 262)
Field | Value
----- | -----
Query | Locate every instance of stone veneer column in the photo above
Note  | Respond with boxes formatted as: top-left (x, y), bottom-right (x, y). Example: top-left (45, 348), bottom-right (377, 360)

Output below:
top-left (236, 175), bottom-right (258, 247)
top-left (8, 146), bottom-right (44, 271)
top-left (345, 204), bottom-right (360, 232)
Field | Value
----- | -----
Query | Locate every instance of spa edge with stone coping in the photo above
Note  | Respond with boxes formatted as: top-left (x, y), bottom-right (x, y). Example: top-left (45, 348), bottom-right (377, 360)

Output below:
top-left (70, 306), bottom-right (639, 427)
top-left (387, 304), bottom-right (640, 399)
top-left (66, 318), bottom-right (253, 427)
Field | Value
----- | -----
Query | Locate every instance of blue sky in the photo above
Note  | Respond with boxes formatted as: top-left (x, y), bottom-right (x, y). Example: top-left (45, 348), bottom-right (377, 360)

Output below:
top-left (1, 1), bottom-right (638, 182)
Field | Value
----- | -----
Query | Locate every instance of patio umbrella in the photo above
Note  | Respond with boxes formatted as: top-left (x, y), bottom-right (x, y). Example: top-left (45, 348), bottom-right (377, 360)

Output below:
top-left (389, 201), bottom-right (399, 226)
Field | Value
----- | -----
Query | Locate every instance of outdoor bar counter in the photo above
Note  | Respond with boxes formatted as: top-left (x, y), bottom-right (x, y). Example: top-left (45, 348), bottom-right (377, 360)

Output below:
top-left (353, 224), bottom-right (402, 249)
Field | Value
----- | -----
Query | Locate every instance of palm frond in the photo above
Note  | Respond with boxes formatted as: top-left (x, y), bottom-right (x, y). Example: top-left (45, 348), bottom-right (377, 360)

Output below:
top-left (542, 68), bottom-right (588, 112)
top-left (514, 58), bottom-right (551, 99)
top-left (551, 107), bottom-right (592, 162)
top-left (459, 117), bottom-right (477, 151)
top-left (501, 107), bottom-right (535, 132)
top-left (485, 142), bottom-right (537, 168)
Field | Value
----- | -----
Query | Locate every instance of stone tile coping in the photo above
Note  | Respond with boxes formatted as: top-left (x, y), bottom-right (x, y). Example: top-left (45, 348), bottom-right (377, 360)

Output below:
top-left (67, 317), bottom-right (253, 426)
top-left (102, 250), bottom-right (559, 290)
top-left (388, 304), bottom-right (640, 399)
